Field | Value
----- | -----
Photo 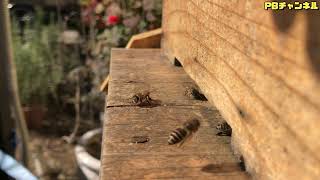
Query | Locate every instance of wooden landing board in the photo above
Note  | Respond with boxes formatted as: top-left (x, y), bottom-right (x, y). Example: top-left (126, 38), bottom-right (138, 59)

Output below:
top-left (100, 49), bottom-right (250, 179)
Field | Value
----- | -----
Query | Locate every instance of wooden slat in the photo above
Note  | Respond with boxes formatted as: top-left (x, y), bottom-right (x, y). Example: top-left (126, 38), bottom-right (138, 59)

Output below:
top-left (102, 154), bottom-right (248, 180)
top-left (110, 49), bottom-right (193, 83)
top-left (197, 0), bottom-right (320, 44)
top-left (103, 107), bottom-right (233, 154)
top-left (163, 0), bottom-right (320, 106)
top-left (100, 75), bottom-right (110, 93)
top-left (162, 0), bottom-right (320, 179)
top-left (126, 28), bottom-right (162, 49)
top-left (101, 49), bottom-right (250, 179)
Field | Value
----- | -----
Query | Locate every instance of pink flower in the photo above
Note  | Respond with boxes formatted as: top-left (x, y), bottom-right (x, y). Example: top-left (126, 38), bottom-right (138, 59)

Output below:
top-left (107, 15), bottom-right (119, 25)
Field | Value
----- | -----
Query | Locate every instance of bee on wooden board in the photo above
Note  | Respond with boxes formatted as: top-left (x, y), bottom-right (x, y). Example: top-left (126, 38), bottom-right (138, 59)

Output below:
top-left (132, 92), bottom-right (150, 103)
top-left (168, 119), bottom-right (200, 146)
top-left (131, 91), bottom-right (161, 107)
top-left (131, 92), bottom-right (152, 106)
top-left (216, 121), bottom-right (232, 136)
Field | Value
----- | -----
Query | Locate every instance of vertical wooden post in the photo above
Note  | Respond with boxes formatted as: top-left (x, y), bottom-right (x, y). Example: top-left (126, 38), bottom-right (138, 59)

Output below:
top-left (0, 0), bottom-right (15, 157)
top-left (0, 0), bottom-right (30, 167)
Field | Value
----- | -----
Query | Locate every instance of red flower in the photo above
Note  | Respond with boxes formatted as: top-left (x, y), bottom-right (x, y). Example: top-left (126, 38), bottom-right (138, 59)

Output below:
top-left (107, 15), bottom-right (119, 25)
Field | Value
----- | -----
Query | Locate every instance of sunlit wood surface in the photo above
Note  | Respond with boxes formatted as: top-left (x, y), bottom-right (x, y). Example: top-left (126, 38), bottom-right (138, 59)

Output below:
top-left (100, 49), bottom-right (250, 180)
top-left (162, 0), bottom-right (320, 179)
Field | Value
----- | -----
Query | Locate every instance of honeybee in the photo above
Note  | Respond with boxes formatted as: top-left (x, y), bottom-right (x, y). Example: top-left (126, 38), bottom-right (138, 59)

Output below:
top-left (131, 92), bottom-right (152, 106)
top-left (131, 91), bottom-right (161, 107)
top-left (168, 119), bottom-right (200, 146)
top-left (216, 121), bottom-right (232, 136)
top-left (185, 87), bottom-right (207, 101)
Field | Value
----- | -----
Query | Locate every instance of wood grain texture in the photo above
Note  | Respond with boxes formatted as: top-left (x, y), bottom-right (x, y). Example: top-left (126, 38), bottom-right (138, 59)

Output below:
top-left (126, 28), bottom-right (162, 49)
top-left (110, 48), bottom-right (193, 83)
top-left (162, 0), bottom-right (320, 179)
top-left (101, 49), bottom-right (250, 179)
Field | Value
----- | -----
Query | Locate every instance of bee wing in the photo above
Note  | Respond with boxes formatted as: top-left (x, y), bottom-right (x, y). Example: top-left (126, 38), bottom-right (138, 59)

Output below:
top-left (178, 132), bottom-right (194, 148)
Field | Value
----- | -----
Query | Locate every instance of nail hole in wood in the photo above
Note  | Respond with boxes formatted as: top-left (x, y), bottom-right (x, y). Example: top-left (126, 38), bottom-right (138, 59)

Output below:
top-left (283, 147), bottom-right (288, 153)
top-left (237, 107), bottom-right (246, 118)
top-left (174, 58), bottom-right (182, 67)
top-left (131, 136), bottom-right (149, 143)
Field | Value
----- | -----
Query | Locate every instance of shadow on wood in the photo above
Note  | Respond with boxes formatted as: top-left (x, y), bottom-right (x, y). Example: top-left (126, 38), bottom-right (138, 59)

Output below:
top-left (272, 4), bottom-right (320, 78)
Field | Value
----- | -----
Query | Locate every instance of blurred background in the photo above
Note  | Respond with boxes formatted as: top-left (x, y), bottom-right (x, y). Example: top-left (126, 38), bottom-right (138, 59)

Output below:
top-left (7, 0), bottom-right (162, 179)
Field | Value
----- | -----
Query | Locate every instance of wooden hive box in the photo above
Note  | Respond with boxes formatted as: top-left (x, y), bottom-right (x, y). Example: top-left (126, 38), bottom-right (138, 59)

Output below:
top-left (162, 0), bottom-right (320, 179)
top-left (101, 48), bottom-right (250, 179)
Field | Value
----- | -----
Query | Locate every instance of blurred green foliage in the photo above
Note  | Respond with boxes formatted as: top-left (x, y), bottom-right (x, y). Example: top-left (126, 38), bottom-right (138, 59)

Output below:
top-left (12, 10), bottom-right (63, 105)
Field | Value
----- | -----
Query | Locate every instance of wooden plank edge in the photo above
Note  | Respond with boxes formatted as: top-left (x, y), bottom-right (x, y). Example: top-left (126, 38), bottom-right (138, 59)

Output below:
top-left (126, 28), bottom-right (162, 49)
top-left (100, 75), bottom-right (110, 93)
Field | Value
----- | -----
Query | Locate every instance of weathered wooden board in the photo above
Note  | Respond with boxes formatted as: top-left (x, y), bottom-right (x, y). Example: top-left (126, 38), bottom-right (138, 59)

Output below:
top-left (103, 107), bottom-right (235, 155)
top-left (162, 0), bottom-right (320, 179)
top-left (101, 107), bottom-right (249, 179)
top-left (101, 49), bottom-right (250, 179)
top-left (110, 48), bottom-right (193, 83)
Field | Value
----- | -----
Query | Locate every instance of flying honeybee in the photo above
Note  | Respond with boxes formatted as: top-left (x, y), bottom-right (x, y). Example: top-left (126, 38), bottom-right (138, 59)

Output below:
top-left (168, 119), bottom-right (200, 146)
top-left (216, 121), bottom-right (232, 136)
